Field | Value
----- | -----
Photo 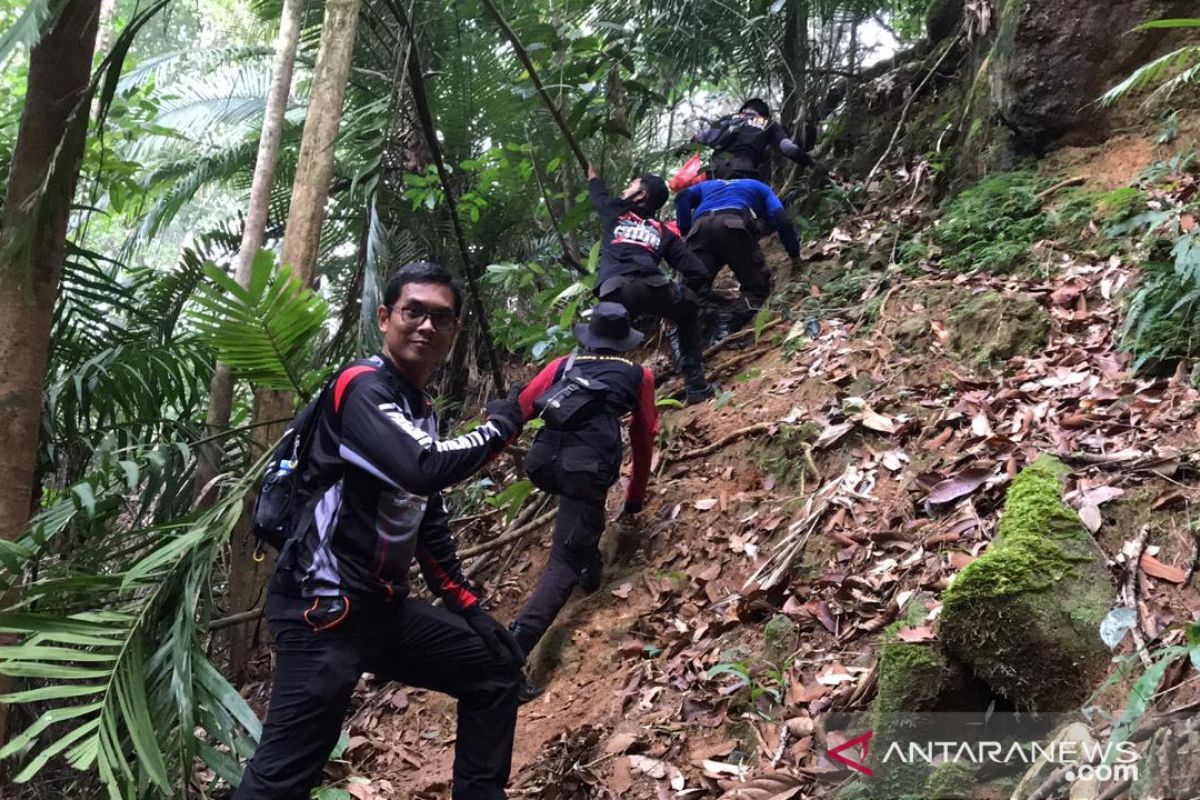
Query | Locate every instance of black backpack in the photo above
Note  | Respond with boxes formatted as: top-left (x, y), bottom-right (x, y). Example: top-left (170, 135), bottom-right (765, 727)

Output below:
top-left (532, 353), bottom-right (619, 430)
top-left (251, 365), bottom-right (376, 553)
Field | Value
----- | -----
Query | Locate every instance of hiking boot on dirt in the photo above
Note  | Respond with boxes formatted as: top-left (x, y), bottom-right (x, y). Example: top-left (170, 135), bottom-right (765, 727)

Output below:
top-left (579, 551), bottom-right (603, 594)
top-left (685, 380), bottom-right (717, 405)
top-left (517, 673), bottom-right (545, 705)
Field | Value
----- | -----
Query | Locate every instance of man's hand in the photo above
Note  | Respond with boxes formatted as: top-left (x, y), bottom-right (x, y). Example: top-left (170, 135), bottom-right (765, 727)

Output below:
top-left (587, 163), bottom-right (599, 180)
top-left (485, 383), bottom-right (525, 442)
top-left (462, 606), bottom-right (525, 666)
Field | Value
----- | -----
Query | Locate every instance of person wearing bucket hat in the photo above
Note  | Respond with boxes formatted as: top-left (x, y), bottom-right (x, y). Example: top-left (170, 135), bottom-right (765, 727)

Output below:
top-left (586, 163), bottom-right (715, 404)
top-left (508, 303), bottom-right (660, 701)
top-left (692, 98), bottom-right (814, 181)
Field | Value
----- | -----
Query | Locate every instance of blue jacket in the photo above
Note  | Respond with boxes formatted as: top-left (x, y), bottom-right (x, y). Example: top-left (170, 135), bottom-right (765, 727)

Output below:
top-left (674, 179), bottom-right (801, 257)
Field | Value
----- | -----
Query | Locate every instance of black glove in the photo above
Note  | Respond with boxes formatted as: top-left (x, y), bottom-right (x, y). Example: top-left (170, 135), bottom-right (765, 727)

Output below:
top-left (462, 606), bottom-right (525, 666)
top-left (622, 499), bottom-right (644, 516)
top-left (484, 383), bottom-right (525, 442)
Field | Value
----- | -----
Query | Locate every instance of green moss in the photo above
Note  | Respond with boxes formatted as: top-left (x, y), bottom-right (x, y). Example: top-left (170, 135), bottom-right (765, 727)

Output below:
top-left (932, 170), bottom-right (1051, 274)
top-left (940, 456), bottom-right (1114, 711)
top-left (763, 614), bottom-right (796, 666)
top-left (948, 291), bottom-right (1050, 366)
top-left (878, 641), bottom-right (945, 713)
top-left (924, 762), bottom-right (975, 799)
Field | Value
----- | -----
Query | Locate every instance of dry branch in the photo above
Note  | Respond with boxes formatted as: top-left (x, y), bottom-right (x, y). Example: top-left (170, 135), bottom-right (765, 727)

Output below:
top-left (671, 422), bottom-right (774, 462)
top-left (458, 508), bottom-right (558, 559)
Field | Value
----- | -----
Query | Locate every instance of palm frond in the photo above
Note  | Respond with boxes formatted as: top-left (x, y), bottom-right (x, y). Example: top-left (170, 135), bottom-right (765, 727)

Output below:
top-left (0, 0), bottom-right (64, 68)
top-left (191, 250), bottom-right (329, 392)
top-left (1102, 43), bottom-right (1200, 105)
top-left (0, 466), bottom-right (263, 795)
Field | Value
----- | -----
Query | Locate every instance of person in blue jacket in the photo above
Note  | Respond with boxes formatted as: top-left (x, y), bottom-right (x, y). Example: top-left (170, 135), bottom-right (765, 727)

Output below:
top-left (674, 178), bottom-right (801, 342)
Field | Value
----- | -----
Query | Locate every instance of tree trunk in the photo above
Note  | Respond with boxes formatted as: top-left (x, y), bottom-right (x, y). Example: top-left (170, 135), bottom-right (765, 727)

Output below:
top-left (0, 0), bottom-right (101, 757)
top-left (781, 0), bottom-right (809, 138)
top-left (194, 0), bottom-right (304, 511)
top-left (225, 0), bottom-right (363, 681)
top-left (400, 14), bottom-right (505, 392)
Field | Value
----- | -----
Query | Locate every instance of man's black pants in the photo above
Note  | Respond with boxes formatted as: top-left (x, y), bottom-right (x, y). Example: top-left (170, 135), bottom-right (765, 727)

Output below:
top-left (687, 211), bottom-right (773, 333)
top-left (512, 433), bottom-right (616, 655)
top-left (233, 593), bottom-right (521, 800)
top-left (597, 271), bottom-right (706, 383)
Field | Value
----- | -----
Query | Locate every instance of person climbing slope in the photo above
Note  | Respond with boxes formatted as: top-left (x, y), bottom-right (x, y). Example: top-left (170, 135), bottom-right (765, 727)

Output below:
top-left (587, 163), bottom-right (715, 404)
top-left (509, 303), bottom-right (659, 701)
top-left (233, 262), bottom-right (527, 800)
top-left (674, 177), bottom-right (802, 344)
top-left (692, 98), bottom-right (814, 181)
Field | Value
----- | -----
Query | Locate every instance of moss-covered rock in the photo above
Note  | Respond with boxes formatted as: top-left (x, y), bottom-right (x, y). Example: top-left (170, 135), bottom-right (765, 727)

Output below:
top-left (923, 762), bottom-right (975, 799)
top-left (948, 291), bottom-right (1049, 365)
top-left (939, 455), bottom-right (1113, 711)
top-left (868, 600), bottom-right (993, 799)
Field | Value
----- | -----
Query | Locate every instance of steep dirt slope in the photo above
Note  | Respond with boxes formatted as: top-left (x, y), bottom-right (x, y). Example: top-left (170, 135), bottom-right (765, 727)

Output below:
top-left (326, 133), bottom-right (1200, 800)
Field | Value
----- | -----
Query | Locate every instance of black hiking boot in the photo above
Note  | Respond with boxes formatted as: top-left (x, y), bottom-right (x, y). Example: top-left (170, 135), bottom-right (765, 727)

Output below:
top-left (685, 381), bottom-right (717, 405)
top-left (579, 551), bottom-right (603, 594)
top-left (518, 673), bottom-right (545, 705)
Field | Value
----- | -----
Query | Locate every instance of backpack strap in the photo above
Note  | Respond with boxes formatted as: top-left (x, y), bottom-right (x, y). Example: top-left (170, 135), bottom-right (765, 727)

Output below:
top-left (575, 354), bottom-right (636, 368)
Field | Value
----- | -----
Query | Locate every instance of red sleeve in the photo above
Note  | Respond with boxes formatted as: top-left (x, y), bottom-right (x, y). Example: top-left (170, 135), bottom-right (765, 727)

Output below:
top-left (519, 357), bottom-right (567, 420)
top-left (626, 367), bottom-right (660, 505)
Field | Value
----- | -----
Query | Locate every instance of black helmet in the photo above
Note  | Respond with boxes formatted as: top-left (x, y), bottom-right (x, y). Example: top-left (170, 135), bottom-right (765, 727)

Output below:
top-left (638, 173), bottom-right (669, 213)
top-left (740, 98), bottom-right (770, 118)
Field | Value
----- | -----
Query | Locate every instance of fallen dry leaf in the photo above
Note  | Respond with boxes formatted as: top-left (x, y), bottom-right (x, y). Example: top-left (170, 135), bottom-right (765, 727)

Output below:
top-left (1079, 504), bottom-right (1102, 533)
top-left (815, 422), bottom-right (855, 449)
top-left (895, 626), bottom-right (935, 643)
top-left (717, 772), bottom-right (805, 799)
top-left (629, 754), bottom-right (670, 779)
top-left (927, 467), bottom-right (992, 505)
top-left (611, 582), bottom-right (633, 599)
top-left (860, 407), bottom-right (897, 434)
top-left (1140, 553), bottom-right (1187, 584)
top-left (695, 498), bottom-right (719, 511)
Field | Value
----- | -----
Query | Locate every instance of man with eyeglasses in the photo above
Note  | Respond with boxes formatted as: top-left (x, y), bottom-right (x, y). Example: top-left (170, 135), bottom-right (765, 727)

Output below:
top-left (233, 261), bottom-right (527, 800)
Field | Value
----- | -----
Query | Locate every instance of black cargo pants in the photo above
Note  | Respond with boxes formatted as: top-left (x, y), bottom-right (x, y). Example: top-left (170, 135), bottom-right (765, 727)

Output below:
top-left (511, 429), bottom-right (619, 655)
top-left (597, 271), bottom-right (706, 385)
top-left (232, 593), bottom-right (521, 800)
top-left (687, 210), bottom-right (773, 334)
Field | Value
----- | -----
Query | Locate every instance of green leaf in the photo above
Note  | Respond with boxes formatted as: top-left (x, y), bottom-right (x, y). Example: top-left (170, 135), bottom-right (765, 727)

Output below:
top-left (753, 304), bottom-right (772, 343)
top-left (1187, 622), bottom-right (1200, 672)
top-left (656, 397), bottom-right (684, 409)
top-left (191, 252), bottom-right (327, 392)
top-left (1109, 645), bottom-right (1185, 760)
top-left (485, 479), bottom-right (537, 524)
top-left (1135, 18), bottom-right (1200, 30)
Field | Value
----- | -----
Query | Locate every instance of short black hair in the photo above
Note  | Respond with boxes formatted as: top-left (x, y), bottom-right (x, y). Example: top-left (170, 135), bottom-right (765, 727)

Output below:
top-left (638, 174), bottom-right (669, 214)
top-left (383, 260), bottom-right (463, 316)
top-left (740, 98), bottom-right (770, 118)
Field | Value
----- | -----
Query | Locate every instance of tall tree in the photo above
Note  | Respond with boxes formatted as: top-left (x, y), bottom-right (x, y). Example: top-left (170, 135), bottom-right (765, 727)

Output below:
top-left (0, 0), bottom-right (102, 753)
top-left (224, 0), bottom-right (364, 677)
top-left (194, 0), bottom-right (305, 510)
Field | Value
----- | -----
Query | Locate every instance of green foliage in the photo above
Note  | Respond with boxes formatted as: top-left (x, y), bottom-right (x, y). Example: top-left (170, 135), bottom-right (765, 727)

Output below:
top-left (1120, 235), bottom-right (1200, 372)
top-left (706, 660), bottom-right (787, 719)
top-left (191, 250), bottom-right (329, 393)
top-left (484, 479), bottom-right (537, 524)
top-left (930, 170), bottom-right (1050, 273)
top-left (1102, 20), bottom-right (1200, 106)
top-left (0, 467), bottom-right (263, 795)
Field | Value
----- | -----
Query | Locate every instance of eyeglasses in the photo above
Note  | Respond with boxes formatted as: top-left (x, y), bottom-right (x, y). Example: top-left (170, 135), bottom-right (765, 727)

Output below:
top-left (389, 304), bottom-right (458, 332)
